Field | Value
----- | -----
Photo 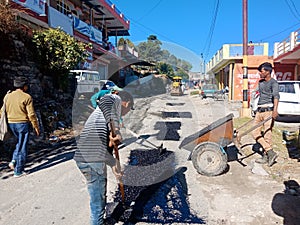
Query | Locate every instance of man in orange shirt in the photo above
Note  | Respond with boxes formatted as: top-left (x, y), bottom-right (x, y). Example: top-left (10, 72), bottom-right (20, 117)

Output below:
top-left (1, 77), bottom-right (40, 177)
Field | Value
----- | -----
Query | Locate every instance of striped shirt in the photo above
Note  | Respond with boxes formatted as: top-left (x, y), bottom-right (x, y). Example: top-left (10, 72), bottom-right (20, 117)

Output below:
top-left (73, 94), bottom-right (121, 166)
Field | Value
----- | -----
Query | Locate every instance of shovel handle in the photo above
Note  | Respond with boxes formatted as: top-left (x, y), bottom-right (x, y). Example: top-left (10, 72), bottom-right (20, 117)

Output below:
top-left (109, 119), bottom-right (125, 203)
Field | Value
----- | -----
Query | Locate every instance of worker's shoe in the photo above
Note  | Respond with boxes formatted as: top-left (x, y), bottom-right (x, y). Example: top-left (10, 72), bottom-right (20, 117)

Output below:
top-left (8, 160), bottom-right (16, 170)
top-left (13, 171), bottom-right (27, 178)
top-left (255, 153), bottom-right (268, 164)
top-left (267, 149), bottom-right (278, 167)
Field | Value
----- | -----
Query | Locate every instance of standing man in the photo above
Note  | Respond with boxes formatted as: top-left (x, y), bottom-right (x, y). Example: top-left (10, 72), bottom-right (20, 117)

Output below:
top-left (2, 76), bottom-right (40, 177)
top-left (74, 90), bottom-right (134, 225)
top-left (252, 62), bottom-right (279, 167)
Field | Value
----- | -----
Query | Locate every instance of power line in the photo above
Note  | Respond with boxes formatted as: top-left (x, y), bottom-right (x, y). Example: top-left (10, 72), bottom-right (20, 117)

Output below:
top-left (129, 17), bottom-right (178, 44)
top-left (284, 0), bottom-right (300, 21)
top-left (137, 0), bottom-right (164, 21)
top-left (289, 0), bottom-right (300, 18)
top-left (253, 22), bottom-right (300, 42)
top-left (202, 0), bottom-right (220, 61)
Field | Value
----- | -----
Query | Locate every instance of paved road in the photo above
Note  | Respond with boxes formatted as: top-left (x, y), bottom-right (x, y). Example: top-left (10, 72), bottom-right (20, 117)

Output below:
top-left (0, 92), bottom-right (299, 225)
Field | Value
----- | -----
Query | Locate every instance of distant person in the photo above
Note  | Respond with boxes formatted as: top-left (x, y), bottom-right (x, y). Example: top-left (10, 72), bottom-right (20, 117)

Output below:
top-left (90, 89), bottom-right (111, 109)
top-left (252, 62), bottom-right (279, 167)
top-left (248, 41), bottom-right (254, 55)
top-left (90, 86), bottom-right (122, 109)
top-left (224, 85), bottom-right (229, 93)
top-left (222, 85), bottom-right (229, 94)
top-left (74, 91), bottom-right (134, 225)
top-left (1, 77), bottom-right (40, 177)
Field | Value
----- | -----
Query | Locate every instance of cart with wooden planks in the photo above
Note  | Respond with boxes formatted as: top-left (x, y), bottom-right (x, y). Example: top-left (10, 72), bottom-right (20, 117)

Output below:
top-left (179, 113), bottom-right (272, 176)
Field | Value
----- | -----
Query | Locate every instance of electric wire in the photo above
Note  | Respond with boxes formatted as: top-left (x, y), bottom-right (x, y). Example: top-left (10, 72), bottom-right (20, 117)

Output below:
top-left (129, 17), bottom-right (178, 44)
top-left (122, 0), bottom-right (298, 63)
top-left (289, 0), bottom-right (300, 18)
top-left (253, 22), bottom-right (300, 42)
top-left (284, 0), bottom-right (300, 21)
top-left (202, 0), bottom-right (220, 61)
top-left (137, 0), bottom-right (164, 21)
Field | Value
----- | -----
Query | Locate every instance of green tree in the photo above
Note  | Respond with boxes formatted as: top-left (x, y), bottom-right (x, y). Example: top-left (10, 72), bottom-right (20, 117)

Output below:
top-left (118, 37), bottom-right (125, 46)
top-left (157, 62), bottom-right (174, 76)
top-left (125, 38), bottom-right (135, 49)
top-left (161, 50), bottom-right (170, 63)
top-left (136, 35), bottom-right (194, 73)
top-left (32, 28), bottom-right (90, 89)
top-left (137, 35), bottom-right (163, 63)
top-left (178, 60), bottom-right (192, 72)
top-left (175, 68), bottom-right (189, 80)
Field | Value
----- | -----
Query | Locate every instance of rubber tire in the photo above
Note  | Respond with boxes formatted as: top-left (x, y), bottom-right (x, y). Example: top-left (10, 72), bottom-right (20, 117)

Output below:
top-left (191, 142), bottom-right (228, 176)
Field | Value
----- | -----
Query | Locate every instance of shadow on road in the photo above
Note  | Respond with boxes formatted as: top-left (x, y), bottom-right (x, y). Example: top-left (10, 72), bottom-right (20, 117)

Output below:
top-left (272, 180), bottom-right (300, 225)
top-left (0, 139), bottom-right (76, 179)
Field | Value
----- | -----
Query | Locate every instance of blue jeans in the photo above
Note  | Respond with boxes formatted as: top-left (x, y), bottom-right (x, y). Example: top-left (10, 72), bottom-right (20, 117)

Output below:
top-left (9, 122), bottom-right (29, 174)
top-left (76, 162), bottom-right (107, 225)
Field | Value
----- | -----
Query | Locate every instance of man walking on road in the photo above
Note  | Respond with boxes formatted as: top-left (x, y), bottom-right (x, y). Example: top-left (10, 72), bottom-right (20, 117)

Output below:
top-left (74, 90), bottom-right (134, 225)
top-left (1, 76), bottom-right (40, 177)
top-left (252, 62), bottom-right (279, 167)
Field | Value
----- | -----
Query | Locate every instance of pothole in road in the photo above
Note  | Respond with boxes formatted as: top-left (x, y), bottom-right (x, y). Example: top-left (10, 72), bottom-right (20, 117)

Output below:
top-left (107, 148), bottom-right (206, 224)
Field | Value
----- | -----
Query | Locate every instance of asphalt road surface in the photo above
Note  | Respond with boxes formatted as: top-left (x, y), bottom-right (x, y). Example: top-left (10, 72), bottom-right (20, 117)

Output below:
top-left (0, 91), bottom-right (299, 225)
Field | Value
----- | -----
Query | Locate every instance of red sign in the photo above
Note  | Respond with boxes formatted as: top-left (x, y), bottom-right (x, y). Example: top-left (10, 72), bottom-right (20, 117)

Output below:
top-left (274, 64), bottom-right (295, 81)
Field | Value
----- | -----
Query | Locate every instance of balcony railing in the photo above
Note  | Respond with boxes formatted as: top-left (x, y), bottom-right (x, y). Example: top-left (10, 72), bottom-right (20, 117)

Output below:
top-left (118, 44), bottom-right (139, 58)
top-left (207, 43), bottom-right (268, 72)
top-left (48, 7), bottom-right (73, 35)
top-left (13, 0), bottom-right (135, 59)
top-left (274, 28), bottom-right (300, 58)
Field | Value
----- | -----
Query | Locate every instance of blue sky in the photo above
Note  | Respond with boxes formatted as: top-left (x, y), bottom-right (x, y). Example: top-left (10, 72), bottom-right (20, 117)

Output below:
top-left (112, 0), bottom-right (300, 72)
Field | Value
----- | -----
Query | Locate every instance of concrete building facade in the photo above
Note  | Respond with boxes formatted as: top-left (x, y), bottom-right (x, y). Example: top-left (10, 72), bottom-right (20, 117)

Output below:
top-left (206, 28), bottom-right (300, 102)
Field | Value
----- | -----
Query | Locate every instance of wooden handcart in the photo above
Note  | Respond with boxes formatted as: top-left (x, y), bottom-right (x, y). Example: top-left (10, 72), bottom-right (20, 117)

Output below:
top-left (179, 113), bottom-right (272, 176)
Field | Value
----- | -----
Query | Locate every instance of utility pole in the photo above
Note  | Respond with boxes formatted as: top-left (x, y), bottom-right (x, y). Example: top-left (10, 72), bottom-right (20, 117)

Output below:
top-left (241, 0), bottom-right (251, 117)
top-left (200, 53), bottom-right (205, 86)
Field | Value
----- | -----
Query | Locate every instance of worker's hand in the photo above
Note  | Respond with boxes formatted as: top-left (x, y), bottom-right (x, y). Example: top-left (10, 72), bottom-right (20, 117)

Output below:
top-left (272, 111), bottom-right (278, 120)
top-left (109, 133), bottom-right (122, 147)
top-left (35, 127), bottom-right (40, 136)
top-left (112, 165), bottom-right (123, 181)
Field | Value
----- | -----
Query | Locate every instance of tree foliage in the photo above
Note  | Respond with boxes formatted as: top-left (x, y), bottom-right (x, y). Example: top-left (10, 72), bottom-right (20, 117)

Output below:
top-left (157, 62), bottom-right (174, 76)
top-left (0, 3), bottom-right (19, 35)
top-left (32, 28), bottom-right (91, 89)
top-left (175, 68), bottom-right (189, 80)
top-left (137, 35), bottom-right (193, 74)
top-left (117, 37), bottom-right (137, 51)
top-left (32, 28), bottom-right (90, 74)
top-left (137, 35), bottom-right (163, 63)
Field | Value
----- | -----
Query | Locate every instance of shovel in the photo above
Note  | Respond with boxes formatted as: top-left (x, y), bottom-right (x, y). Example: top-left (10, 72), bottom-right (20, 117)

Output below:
top-left (109, 120), bottom-right (125, 203)
top-left (124, 127), bottom-right (167, 155)
top-left (106, 121), bottom-right (137, 223)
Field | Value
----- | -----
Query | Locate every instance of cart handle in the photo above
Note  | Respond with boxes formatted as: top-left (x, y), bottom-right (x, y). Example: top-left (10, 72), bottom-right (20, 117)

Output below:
top-left (235, 116), bottom-right (272, 140)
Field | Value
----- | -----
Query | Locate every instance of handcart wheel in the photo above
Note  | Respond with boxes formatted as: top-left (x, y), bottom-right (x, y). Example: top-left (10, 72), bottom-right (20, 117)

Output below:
top-left (191, 142), bottom-right (228, 176)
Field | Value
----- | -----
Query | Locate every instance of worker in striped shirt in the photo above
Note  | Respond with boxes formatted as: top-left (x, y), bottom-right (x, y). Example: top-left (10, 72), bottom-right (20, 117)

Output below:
top-left (74, 90), bottom-right (134, 225)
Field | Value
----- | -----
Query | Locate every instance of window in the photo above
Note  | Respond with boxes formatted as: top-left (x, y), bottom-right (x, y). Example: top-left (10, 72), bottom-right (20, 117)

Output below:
top-left (82, 73), bottom-right (87, 81)
top-left (56, 0), bottom-right (71, 15)
top-left (94, 74), bottom-right (100, 81)
top-left (279, 83), bottom-right (295, 93)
